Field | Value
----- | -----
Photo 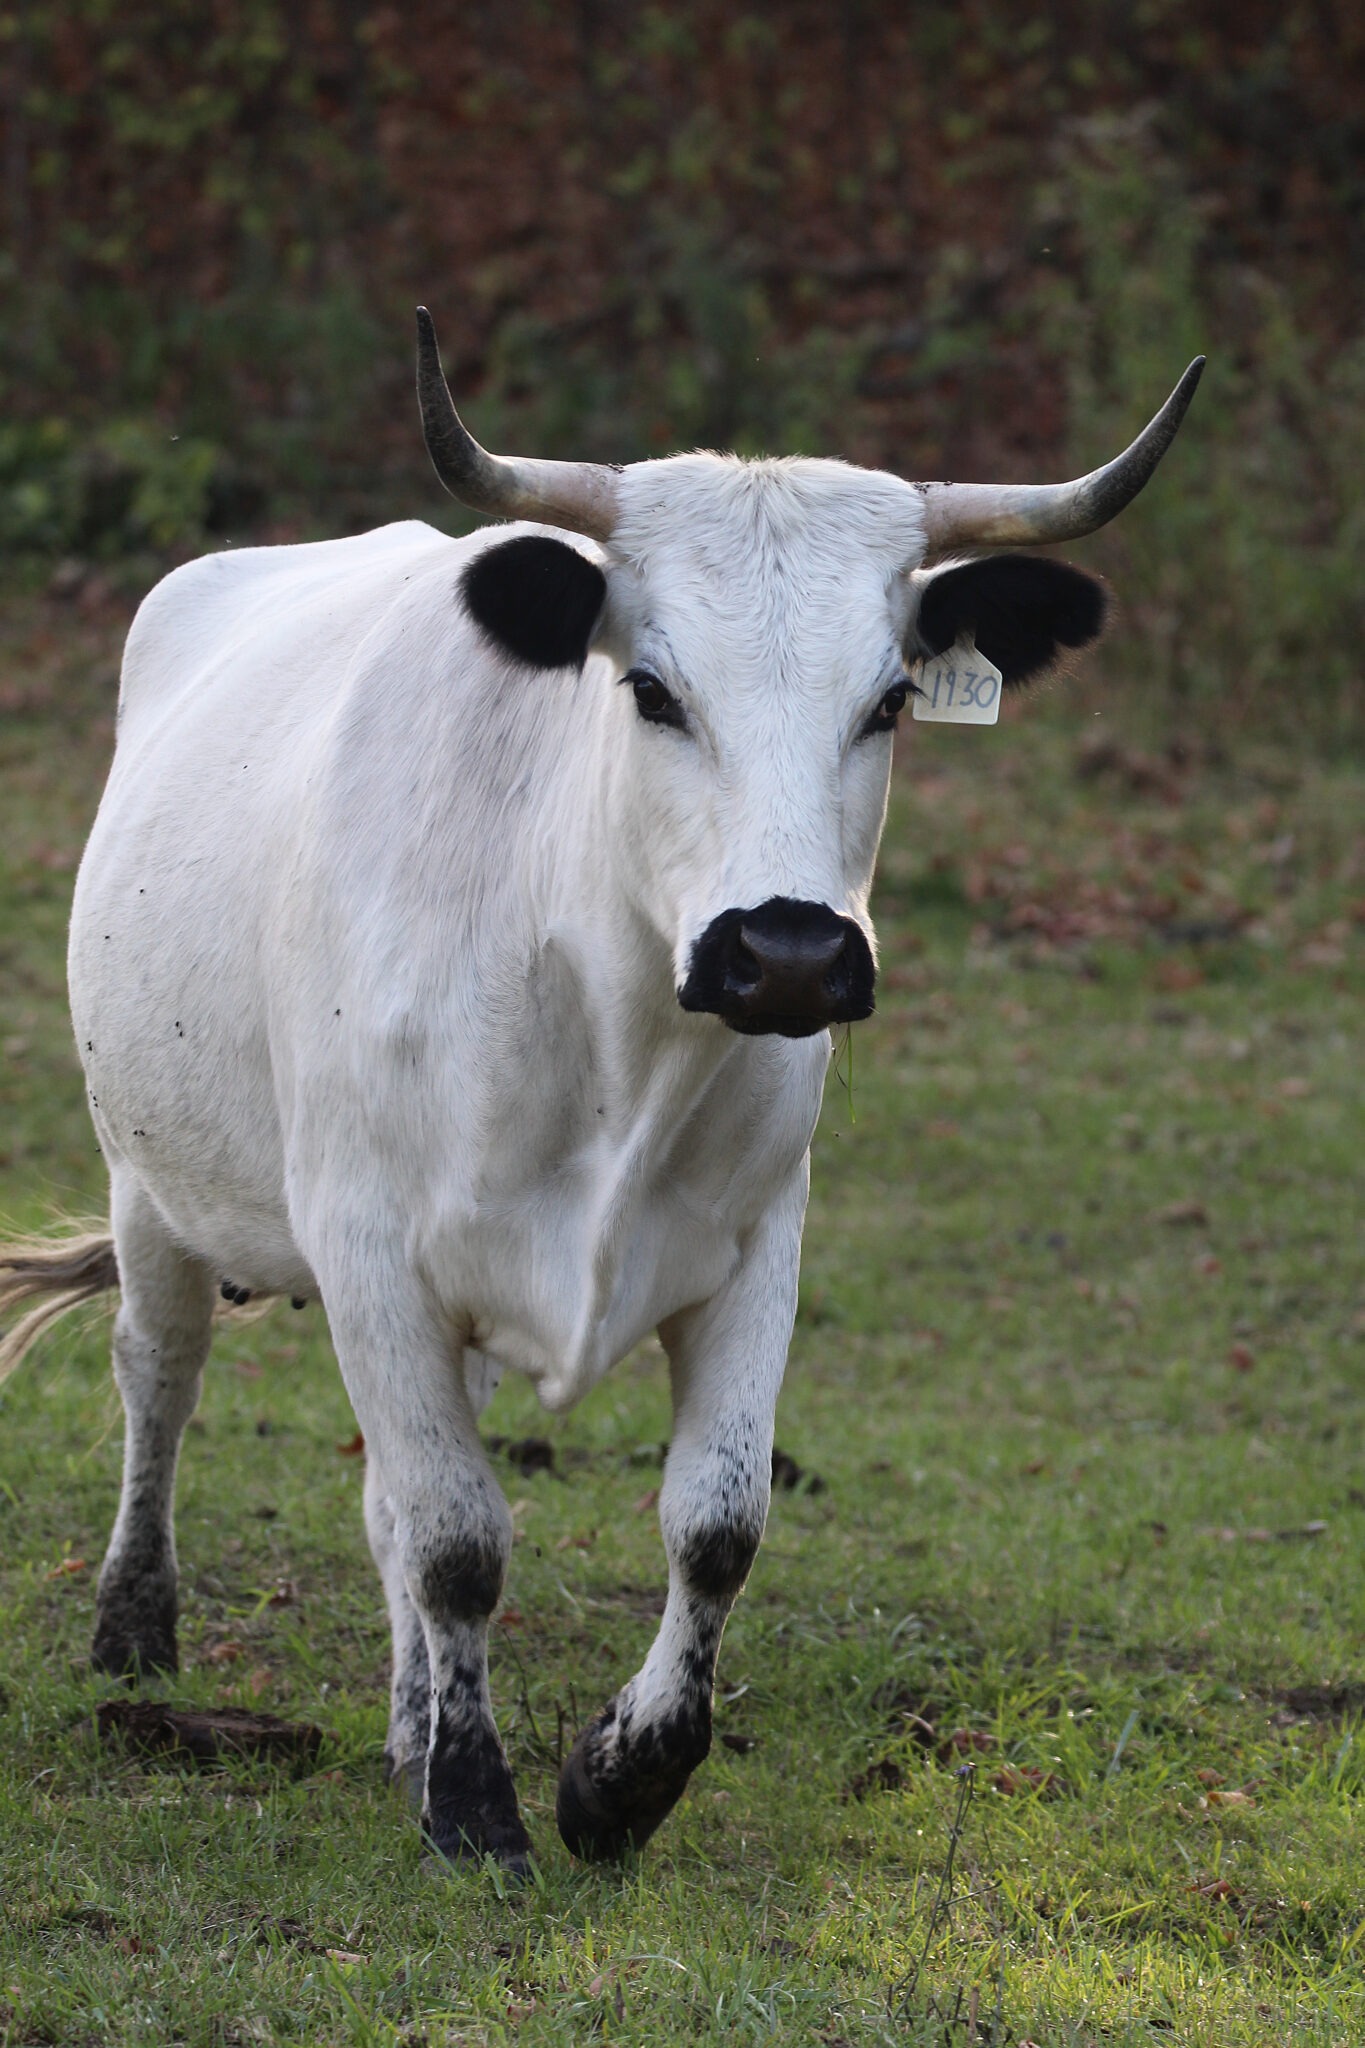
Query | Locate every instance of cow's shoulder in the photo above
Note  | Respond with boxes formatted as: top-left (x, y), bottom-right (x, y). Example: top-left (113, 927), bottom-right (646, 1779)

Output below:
top-left (117, 522), bottom-right (457, 730)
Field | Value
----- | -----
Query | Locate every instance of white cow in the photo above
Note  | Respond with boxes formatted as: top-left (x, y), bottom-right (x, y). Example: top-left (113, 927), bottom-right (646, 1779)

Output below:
top-left (0, 313), bottom-right (1200, 1871)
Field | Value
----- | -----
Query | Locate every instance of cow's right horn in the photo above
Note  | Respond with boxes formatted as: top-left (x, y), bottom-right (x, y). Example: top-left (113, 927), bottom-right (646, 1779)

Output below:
top-left (915, 358), bottom-right (1205, 555)
top-left (416, 307), bottom-right (620, 542)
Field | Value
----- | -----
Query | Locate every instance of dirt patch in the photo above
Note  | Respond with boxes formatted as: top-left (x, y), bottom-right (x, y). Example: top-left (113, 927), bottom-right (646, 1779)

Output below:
top-left (1265, 1682), bottom-right (1365, 1725)
top-left (95, 1700), bottom-right (325, 1769)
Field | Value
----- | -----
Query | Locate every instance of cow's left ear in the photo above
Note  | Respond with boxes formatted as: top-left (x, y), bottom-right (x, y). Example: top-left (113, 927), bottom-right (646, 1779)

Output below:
top-left (460, 534), bottom-right (607, 670)
top-left (913, 554), bottom-right (1108, 688)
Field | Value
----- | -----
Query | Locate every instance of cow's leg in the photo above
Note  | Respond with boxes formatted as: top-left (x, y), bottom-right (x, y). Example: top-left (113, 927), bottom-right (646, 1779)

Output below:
top-left (93, 1169), bottom-right (215, 1676)
top-left (557, 1191), bottom-right (803, 1860)
top-left (363, 1450), bottom-right (430, 1807)
top-left (324, 1284), bottom-right (529, 1874)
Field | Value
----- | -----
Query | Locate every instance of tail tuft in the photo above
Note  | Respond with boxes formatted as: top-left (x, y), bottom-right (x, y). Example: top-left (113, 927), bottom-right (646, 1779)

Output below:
top-left (0, 1227), bottom-right (119, 1384)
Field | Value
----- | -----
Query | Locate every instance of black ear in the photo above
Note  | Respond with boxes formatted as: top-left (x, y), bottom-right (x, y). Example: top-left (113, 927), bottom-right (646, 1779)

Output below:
top-left (460, 534), bottom-right (607, 670)
top-left (915, 555), bottom-right (1108, 688)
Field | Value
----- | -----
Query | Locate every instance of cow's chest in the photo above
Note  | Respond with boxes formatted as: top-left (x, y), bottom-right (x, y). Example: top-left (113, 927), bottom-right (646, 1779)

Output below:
top-left (425, 1040), bottom-right (825, 1411)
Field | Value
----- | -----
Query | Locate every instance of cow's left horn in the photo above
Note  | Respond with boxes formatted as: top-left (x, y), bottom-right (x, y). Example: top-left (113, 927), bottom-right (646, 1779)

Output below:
top-left (416, 307), bottom-right (620, 541)
top-left (916, 358), bottom-right (1204, 554)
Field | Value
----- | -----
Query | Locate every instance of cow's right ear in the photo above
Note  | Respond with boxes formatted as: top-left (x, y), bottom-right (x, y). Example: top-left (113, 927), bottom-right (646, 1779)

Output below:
top-left (460, 535), bottom-right (607, 671)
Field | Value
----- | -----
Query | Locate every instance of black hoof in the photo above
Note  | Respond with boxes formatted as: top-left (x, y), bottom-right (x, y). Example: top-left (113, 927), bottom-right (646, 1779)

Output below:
top-left (92, 1579), bottom-right (178, 1680)
top-left (92, 1619), bottom-right (178, 1680)
top-left (555, 1699), bottom-right (707, 1862)
top-left (422, 1816), bottom-right (533, 1880)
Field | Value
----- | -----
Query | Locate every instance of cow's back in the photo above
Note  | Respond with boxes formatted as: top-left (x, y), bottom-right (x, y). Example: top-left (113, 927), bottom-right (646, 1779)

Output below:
top-left (115, 521), bottom-right (453, 746)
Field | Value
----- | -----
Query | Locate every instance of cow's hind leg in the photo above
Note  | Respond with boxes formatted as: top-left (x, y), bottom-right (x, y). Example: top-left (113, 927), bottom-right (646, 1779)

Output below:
top-left (324, 1280), bottom-right (530, 1875)
top-left (363, 1450), bottom-right (431, 1807)
top-left (93, 1170), bottom-right (214, 1676)
top-left (557, 1200), bottom-right (799, 1859)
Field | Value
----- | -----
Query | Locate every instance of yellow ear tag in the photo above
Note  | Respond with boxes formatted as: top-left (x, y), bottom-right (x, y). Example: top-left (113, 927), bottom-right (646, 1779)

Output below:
top-left (911, 634), bottom-right (1002, 725)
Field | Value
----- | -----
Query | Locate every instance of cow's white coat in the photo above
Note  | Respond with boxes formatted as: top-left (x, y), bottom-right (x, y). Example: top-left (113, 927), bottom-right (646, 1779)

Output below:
top-left (69, 454), bottom-right (934, 1859)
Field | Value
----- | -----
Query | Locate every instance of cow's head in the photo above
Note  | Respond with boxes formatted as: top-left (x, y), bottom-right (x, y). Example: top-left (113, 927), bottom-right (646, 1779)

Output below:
top-left (418, 308), bottom-right (1201, 1040)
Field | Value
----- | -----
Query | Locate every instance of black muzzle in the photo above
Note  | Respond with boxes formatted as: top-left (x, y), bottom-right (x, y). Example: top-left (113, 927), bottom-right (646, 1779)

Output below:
top-left (678, 897), bottom-right (875, 1038)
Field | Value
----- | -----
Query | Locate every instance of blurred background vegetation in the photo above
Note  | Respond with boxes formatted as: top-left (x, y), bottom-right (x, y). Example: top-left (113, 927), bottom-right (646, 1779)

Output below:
top-left (2, 0), bottom-right (1362, 735)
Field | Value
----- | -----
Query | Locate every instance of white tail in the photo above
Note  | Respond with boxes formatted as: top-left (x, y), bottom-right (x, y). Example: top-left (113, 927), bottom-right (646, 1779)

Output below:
top-left (0, 1227), bottom-right (120, 1384)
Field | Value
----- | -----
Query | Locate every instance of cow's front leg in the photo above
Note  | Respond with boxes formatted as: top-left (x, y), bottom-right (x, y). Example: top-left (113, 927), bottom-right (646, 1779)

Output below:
top-left (557, 1192), bottom-right (802, 1860)
top-left (326, 1284), bottom-right (530, 1875)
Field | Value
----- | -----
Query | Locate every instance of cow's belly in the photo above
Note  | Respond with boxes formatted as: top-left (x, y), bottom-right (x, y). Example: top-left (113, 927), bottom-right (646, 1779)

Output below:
top-left (69, 805), bottom-right (309, 1295)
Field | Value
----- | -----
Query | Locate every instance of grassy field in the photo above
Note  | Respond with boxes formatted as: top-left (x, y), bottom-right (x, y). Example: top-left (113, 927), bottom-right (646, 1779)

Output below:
top-left (2, 585), bottom-right (1363, 2046)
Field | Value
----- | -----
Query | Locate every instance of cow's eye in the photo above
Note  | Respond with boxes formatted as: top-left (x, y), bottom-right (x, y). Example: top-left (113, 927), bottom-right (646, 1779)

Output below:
top-left (627, 669), bottom-right (686, 731)
top-left (862, 682), bottom-right (909, 737)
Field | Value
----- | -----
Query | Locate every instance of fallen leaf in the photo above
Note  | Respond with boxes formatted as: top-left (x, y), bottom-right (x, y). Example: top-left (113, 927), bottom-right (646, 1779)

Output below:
top-left (1188, 1878), bottom-right (1235, 1900)
top-left (1203, 1787), bottom-right (1255, 1809)
top-left (939, 1728), bottom-right (994, 1762)
top-left (245, 1665), bottom-right (274, 1698)
top-left (632, 1486), bottom-right (660, 1515)
top-left (1278, 1076), bottom-right (1312, 1098)
top-left (325, 1949), bottom-right (368, 1966)
top-left (336, 1431), bottom-right (365, 1457)
top-left (1227, 1343), bottom-right (1256, 1372)
top-left (1194, 1254), bottom-right (1222, 1275)
top-left (1154, 1198), bottom-right (1209, 1227)
top-left (206, 1640), bottom-right (247, 1665)
top-left (1153, 958), bottom-right (1205, 992)
top-left (992, 1765), bottom-right (1062, 1798)
top-left (45, 1557), bottom-right (87, 1578)
top-left (497, 1608), bottom-right (524, 1628)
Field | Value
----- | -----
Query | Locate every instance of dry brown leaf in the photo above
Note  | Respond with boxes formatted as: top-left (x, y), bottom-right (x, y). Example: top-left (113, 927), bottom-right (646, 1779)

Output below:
top-left (45, 1557), bottom-right (87, 1578)
top-left (335, 1431), bottom-right (366, 1457)
top-left (206, 1640), bottom-right (247, 1665)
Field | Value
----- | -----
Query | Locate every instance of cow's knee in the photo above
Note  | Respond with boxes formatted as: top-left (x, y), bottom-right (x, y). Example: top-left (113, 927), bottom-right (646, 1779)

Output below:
top-left (409, 1519), bottom-right (509, 1632)
top-left (675, 1512), bottom-right (763, 1604)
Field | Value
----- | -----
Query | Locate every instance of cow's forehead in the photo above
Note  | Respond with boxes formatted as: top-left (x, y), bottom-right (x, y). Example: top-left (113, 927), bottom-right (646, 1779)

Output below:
top-left (605, 454), bottom-right (927, 642)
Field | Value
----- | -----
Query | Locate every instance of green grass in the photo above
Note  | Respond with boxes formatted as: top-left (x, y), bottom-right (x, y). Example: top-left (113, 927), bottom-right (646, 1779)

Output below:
top-left (2, 590), bottom-right (1364, 2045)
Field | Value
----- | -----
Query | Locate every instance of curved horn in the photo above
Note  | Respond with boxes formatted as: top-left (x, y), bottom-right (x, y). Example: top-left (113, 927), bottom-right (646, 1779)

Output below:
top-left (917, 358), bottom-right (1205, 554)
top-left (416, 307), bottom-right (620, 541)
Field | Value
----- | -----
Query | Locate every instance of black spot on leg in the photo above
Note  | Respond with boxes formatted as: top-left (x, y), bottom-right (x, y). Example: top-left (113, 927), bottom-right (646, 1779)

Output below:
top-left (415, 1533), bottom-right (506, 1630)
top-left (677, 1517), bottom-right (763, 1603)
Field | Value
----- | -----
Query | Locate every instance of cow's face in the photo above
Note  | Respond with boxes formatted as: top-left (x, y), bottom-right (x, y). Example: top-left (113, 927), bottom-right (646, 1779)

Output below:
top-left (461, 458), bottom-right (1106, 1039)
